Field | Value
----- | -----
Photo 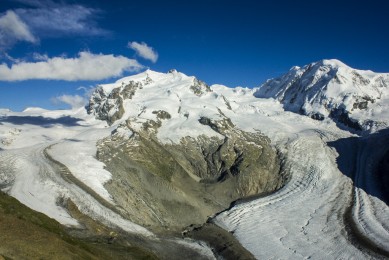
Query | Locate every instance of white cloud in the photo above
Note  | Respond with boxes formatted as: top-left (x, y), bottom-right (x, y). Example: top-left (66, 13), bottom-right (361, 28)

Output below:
top-left (51, 94), bottom-right (86, 109)
top-left (77, 85), bottom-right (96, 98)
top-left (32, 52), bottom-right (49, 61)
top-left (0, 1), bottom-right (108, 49)
top-left (4, 53), bottom-right (23, 63)
top-left (0, 10), bottom-right (37, 49)
top-left (12, 0), bottom-right (55, 8)
top-left (15, 4), bottom-right (108, 37)
top-left (0, 51), bottom-right (144, 81)
top-left (128, 41), bottom-right (158, 63)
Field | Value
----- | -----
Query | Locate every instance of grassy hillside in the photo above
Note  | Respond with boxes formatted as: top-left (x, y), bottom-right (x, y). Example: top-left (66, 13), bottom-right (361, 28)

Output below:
top-left (0, 191), bottom-right (156, 260)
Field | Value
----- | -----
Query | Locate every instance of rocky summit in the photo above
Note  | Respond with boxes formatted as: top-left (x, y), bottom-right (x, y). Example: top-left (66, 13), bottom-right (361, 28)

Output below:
top-left (88, 69), bottom-right (283, 232)
top-left (255, 59), bottom-right (389, 133)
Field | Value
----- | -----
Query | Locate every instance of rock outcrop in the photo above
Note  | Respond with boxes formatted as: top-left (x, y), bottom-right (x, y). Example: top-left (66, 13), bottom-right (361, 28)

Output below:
top-left (88, 69), bottom-right (283, 231)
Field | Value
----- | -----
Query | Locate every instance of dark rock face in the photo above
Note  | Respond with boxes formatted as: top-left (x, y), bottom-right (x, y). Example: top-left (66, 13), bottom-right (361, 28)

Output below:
top-left (88, 80), bottom-right (146, 125)
top-left (329, 108), bottom-right (363, 131)
top-left (310, 113), bottom-right (325, 121)
top-left (377, 149), bottom-right (389, 204)
top-left (152, 110), bottom-right (171, 120)
top-left (190, 78), bottom-right (212, 96)
top-left (194, 117), bottom-right (280, 193)
top-left (96, 117), bottom-right (282, 232)
top-left (352, 96), bottom-right (374, 110)
top-left (87, 86), bottom-right (124, 125)
top-left (87, 72), bottom-right (284, 233)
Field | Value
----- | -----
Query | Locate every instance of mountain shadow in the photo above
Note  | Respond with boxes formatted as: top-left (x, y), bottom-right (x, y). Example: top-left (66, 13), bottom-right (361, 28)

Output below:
top-left (327, 128), bottom-right (389, 205)
top-left (0, 116), bottom-right (84, 128)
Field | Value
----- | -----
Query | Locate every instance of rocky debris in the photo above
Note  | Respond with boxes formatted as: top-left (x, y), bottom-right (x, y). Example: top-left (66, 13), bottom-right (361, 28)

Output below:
top-left (96, 115), bottom-right (282, 232)
top-left (184, 222), bottom-right (256, 260)
top-left (190, 78), bottom-right (212, 96)
top-left (121, 81), bottom-right (143, 100)
top-left (88, 80), bottom-right (151, 125)
top-left (352, 96), bottom-right (375, 110)
top-left (152, 110), bottom-right (171, 120)
top-left (87, 86), bottom-right (125, 125)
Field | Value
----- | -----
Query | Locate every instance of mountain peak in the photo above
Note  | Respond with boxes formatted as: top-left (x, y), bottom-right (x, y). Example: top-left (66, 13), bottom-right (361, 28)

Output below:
top-left (255, 59), bottom-right (389, 133)
top-left (87, 68), bottom-right (215, 128)
top-left (315, 59), bottom-right (349, 68)
top-left (168, 69), bottom-right (178, 73)
top-left (286, 59), bottom-right (349, 75)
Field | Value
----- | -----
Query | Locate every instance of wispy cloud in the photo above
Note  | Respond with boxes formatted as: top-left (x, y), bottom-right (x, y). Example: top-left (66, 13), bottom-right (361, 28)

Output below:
top-left (0, 10), bottom-right (37, 49)
top-left (0, 1), bottom-right (108, 49)
top-left (32, 52), bottom-right (49, 61)
top-left (4, 52), bottom-right (23, 63)
top-left (14, 4), bottom-right (108, 37)
top-left (12, 0), bottom-right (57, 8)
top-left (128, 41), bottom-right (158, 63)
top-left (51, 94), bottom-right (86, 109)
top-left (0, 51), bottom-right (144, 81)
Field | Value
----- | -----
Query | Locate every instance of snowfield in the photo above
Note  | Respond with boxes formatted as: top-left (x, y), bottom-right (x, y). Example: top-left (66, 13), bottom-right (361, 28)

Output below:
top-left (214, 123), bottom-right (388, 258)
top-left (0, 108), bottom-right (153, 236)
top-left (254, 59), bottom-right (389, 133)
top-left (0, 60), bottom-right (388, 259)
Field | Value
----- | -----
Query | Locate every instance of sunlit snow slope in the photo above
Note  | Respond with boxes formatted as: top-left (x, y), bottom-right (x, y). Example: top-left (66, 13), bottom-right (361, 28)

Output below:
top-left (0, 60), bottom-right (388, 259)
top-left (214, 60), bottom-right (389, 259)
top-left (0, 108), bottom-right (152, 236)
top-left (254, 59), bottom-right (389, 133)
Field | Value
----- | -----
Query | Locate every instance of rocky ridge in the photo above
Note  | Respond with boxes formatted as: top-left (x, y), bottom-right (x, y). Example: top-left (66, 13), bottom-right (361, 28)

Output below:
top-left (88, 69), bottom-right (283, 232)
top-left (254, 59), bottom-right (389, 133)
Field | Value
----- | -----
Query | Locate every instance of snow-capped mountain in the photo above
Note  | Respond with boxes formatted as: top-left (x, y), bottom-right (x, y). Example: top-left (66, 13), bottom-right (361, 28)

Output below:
top-left (85, 66), bottom-right (389, 258)
top-left (254, 59), bottom-right (389, 133)
top-left (1, 61), bottom-right (389, 259)
top-left (87, 69), bottom-right (282, 231)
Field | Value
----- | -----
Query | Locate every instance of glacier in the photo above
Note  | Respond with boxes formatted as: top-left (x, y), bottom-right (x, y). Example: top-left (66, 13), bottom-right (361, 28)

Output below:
top-left (0, 59), bottom-right (388, 259)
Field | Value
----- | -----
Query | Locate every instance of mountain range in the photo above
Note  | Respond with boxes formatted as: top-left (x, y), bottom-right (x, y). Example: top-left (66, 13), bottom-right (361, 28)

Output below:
top-left (0, 59), bottom-right (388, 259)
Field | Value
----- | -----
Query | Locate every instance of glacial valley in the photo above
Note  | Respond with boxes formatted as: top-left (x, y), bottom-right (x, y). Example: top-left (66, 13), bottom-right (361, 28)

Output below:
top-left (0, 59), bottom-right (388, 259)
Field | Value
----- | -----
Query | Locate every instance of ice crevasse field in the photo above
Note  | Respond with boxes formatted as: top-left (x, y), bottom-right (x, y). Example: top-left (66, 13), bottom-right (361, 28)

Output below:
top-left (0, 59), bottom-right (389, 259)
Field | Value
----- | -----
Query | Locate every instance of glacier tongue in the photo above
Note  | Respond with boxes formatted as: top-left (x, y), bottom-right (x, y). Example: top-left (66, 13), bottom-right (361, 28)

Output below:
top-left (213, 108), bottom-right (389, 259)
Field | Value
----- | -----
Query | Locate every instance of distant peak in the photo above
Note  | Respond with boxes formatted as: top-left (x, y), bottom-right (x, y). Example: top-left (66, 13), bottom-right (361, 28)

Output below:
top-left (168, 69), bottom-right (178, 74)
top-left (314, 59), bottom-right (350, 68)
top-left (144, 68), bottom-right (160, 75)
top-left (287, 59), bottom-right (350, 74)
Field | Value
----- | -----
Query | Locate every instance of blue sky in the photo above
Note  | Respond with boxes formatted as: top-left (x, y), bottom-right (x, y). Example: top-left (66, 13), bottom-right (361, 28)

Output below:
top-left (1, 0), bottom-right (388, 111)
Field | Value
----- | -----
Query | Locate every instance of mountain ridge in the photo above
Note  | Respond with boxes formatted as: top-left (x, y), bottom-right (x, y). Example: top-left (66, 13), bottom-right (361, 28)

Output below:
top-left (254, 59), bottom-right (389, 133)
top-left (88, 59), bottom-right (389, 134)
top-left (1, 59), bottom-right (389, 259)
top-left (86, 66), bottom-right (283, 232)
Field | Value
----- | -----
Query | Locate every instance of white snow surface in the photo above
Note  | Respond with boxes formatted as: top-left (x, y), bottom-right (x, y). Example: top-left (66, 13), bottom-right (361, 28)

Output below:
top-left (1, 63), bottom-right (389, 258)
top-left (254, 59), bottom-right (389, 133)
top-left (214, 86), bottom-right (389, 259)
top-left (89, 67), bottom-right (389, 258)
top-left (49, 128), bottom-right (114, 203)
top-left (0, 107), bottom-right (152, 236)
top-left (94, 69), bottom-right (228, 143)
